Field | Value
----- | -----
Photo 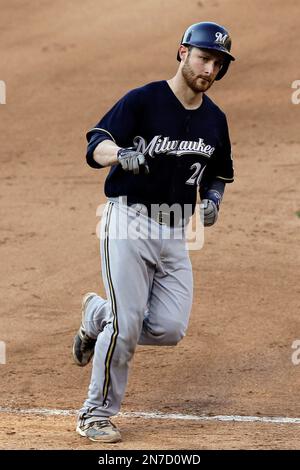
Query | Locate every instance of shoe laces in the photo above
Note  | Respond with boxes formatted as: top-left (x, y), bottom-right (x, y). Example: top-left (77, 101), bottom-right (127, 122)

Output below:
top-left (91, 419), bottom-right (113, 430)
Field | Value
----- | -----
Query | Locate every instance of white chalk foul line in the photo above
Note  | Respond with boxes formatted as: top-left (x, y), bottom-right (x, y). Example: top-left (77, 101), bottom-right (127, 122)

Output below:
top-left (0, 407), bottom-right (300, 424)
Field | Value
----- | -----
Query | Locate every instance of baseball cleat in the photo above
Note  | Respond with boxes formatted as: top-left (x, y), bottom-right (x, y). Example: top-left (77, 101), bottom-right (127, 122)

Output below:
top-left (76, 418), bottom-right (122, 443)
top-left (72, 292), bottom-right (97, 367)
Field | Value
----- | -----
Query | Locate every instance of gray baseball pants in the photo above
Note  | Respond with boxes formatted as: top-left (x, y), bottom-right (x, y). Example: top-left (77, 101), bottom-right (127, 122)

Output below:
top-left (79, 199), bottom-right (193, 422)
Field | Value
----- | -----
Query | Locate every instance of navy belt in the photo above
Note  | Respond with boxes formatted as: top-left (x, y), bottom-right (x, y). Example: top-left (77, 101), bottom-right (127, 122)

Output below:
top-left (108, 197), bottom-right (190, 228)
top-left (127, 201), bottom-right (189, 228)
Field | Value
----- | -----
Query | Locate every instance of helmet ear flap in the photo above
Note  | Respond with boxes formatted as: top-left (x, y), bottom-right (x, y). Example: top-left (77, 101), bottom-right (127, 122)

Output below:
top-left (215, 60), bottom-right (230, 80)
top-left (177, 34), bottom-right (184, 61)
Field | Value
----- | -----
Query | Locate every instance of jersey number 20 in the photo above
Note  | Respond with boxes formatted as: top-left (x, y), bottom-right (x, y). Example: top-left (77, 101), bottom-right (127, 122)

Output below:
top-left (185, 163), bottom-right (206, 186)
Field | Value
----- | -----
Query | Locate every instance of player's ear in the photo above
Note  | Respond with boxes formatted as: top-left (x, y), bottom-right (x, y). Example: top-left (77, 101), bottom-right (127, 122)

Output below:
top-left (178, 45), bottom-right (189, 62)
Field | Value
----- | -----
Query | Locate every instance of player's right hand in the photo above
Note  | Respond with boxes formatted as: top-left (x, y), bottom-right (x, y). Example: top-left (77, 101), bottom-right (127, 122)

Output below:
top-left (117, 147), bottom-right (150, 175)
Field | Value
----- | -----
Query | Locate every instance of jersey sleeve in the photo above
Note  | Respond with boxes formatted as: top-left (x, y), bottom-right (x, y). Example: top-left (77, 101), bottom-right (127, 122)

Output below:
top-left (202, 114), bottom-right (234, 185)
top-left (85, 89), bottom-right (141, 169)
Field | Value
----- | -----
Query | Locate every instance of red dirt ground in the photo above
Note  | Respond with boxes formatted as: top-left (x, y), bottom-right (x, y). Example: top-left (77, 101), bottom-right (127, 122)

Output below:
top-left (0, 0), bottom-right (300, 450)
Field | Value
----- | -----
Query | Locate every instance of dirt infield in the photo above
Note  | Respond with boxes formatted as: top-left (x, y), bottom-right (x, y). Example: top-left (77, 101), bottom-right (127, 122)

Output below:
top-left (1, 0), bottom-right (300, 450)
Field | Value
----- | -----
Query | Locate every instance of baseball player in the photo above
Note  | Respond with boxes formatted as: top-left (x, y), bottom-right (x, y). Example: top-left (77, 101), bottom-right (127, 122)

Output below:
top-left (73, 21), bottom-right (235, 443)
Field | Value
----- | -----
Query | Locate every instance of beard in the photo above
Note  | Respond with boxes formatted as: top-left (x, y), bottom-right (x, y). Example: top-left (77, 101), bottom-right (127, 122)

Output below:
top-left (182, 59), bottom-right (214, 93)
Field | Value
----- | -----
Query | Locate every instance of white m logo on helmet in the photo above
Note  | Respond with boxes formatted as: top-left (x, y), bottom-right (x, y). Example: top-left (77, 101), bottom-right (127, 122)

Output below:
top-left (215, 32), bottom-right (228, 44)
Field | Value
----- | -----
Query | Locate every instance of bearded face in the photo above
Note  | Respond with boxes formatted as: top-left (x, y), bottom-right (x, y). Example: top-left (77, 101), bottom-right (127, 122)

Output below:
top-left (181, 47), bottom-right (224, 93)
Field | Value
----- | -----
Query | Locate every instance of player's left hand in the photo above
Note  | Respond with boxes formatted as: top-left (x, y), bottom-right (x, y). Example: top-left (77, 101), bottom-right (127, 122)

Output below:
top-left (201, 199), bottom-right (218, 226)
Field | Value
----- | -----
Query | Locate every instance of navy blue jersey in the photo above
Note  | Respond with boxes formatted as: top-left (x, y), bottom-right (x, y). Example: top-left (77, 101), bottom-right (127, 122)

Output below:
top-left (86, 80), bottom-right (234, 212)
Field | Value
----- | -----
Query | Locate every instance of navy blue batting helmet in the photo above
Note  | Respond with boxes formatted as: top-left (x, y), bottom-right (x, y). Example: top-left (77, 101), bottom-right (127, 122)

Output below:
top-left (177, 21), bottom-right (235, 80)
